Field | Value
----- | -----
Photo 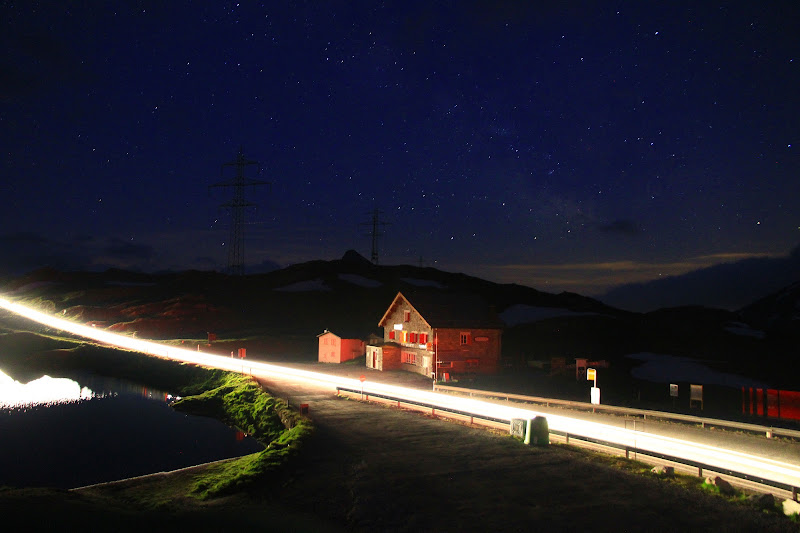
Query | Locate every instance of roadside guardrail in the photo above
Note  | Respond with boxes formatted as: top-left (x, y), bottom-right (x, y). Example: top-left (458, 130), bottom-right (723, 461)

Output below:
top-left (338, 385), bottom-right (800, 501)
top-left (434, 384), bottom-right (800, 440)
top-left (551, 429), bottom-right (799, 501)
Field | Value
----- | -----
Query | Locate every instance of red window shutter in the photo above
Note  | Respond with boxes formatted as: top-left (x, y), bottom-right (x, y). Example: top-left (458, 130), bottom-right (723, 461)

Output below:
top-left (389, 330), bottom-right (395, 340)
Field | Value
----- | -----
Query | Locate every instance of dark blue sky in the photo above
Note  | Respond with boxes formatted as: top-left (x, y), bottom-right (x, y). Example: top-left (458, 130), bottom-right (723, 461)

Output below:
top-left (2, 2), bottom-right (798, 305)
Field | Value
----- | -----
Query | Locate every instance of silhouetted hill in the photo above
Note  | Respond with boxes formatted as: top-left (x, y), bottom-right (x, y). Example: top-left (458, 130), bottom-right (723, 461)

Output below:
top-left (1, 251), bottom-right (796, 391)
top-left (600, 244), bottom-right (800, 312)
top-left (739, 281), bottom-right (800, 338)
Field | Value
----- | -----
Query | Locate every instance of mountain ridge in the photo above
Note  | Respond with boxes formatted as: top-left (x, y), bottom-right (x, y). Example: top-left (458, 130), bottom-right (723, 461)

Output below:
top-left (1, 250), bottom-right (797, 389)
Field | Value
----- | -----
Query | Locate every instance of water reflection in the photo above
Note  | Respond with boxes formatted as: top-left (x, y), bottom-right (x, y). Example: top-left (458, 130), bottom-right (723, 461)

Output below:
top-left (0, 369), bottom-right (94, 408)
top-left (0, 369), bottom-right (177, 409)
top-left (0, 368), bottom-right (263, 489)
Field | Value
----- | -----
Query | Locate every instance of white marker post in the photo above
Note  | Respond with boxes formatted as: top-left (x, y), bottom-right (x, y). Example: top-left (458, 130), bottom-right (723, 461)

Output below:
top-left (587, 367), bottom-right (600, 405)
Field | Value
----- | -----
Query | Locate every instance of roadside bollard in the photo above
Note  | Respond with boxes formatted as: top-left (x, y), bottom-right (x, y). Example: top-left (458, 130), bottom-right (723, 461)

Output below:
top-left (527, 416), bottom-right (549, 446)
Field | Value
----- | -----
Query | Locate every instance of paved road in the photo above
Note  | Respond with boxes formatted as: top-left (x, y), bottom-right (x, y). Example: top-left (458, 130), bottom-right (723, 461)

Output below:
top-left (263, 360), bottom-right (800, 466)
top-left (253, 361), bottom-right (797, 532)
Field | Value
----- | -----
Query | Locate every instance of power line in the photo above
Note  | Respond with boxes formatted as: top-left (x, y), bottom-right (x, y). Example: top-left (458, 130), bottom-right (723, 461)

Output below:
top-left (359, 208), bottom-right (390, 264)
top-left (209, 148), bottom-right (269, 275)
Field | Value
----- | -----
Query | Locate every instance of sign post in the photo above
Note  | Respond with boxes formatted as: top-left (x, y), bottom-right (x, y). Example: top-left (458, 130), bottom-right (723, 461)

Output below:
top-left (359, 374), bottom-right (366, 400)
top-left (690, 384), bottom-right (704, 410)
top-left (587, 368), bottom-right (600, 405)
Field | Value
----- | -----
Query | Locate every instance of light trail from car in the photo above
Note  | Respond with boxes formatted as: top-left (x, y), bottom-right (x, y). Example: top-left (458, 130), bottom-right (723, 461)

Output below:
top-left (1, 296), bottom-right (798, 492)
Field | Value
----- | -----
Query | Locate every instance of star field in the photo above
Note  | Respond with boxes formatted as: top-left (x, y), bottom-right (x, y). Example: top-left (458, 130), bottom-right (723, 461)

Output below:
top-left (1, 2), bottom-right (798, 309)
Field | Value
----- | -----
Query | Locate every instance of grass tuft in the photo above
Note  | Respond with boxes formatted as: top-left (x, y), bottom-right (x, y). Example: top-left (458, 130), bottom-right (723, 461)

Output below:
top-left (173, 373), bottom-right (313, 499)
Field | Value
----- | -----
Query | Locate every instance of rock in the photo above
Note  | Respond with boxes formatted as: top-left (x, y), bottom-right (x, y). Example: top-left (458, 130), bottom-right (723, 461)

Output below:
top-left (705, 476), bottom-right (736, 496)
top-left (651, 465), bottom-right (674, 476)
top-left (747, 493), bottom-right (775, 510)
top-left (783, 498), bottom-right (800, 517)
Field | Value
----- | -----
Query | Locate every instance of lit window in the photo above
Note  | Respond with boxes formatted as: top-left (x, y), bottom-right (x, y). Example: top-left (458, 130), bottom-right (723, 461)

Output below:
top-left (402, 352), bottom-right (417, 364)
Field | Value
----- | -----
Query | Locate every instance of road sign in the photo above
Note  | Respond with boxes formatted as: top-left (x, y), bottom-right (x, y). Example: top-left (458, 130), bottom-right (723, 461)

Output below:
top-left (591, 386), bottom-right (601, 405)
top-left (586, 368), bottom-right (596, 381)
top-left (359, 375), bottom-right (366, 382)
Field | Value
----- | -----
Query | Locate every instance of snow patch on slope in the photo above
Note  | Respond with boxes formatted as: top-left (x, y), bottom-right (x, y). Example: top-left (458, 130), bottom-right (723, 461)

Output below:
top-left (339, 274), bottom-right (382, 288)
top-left (626, 352), bottom-right (768, 388)
top-left (500, 304), bottom-right (597, 326)
top-left (275, 279), bottom-right (331, 292)
top-left (724, 322), bottom-right (766, 339)
top-left (401, 278), bottom-right (447, 289)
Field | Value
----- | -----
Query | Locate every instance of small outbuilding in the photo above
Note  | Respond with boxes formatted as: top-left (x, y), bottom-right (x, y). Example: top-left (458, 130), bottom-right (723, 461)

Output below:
top-left (317, 330), bottom-right (366, 364)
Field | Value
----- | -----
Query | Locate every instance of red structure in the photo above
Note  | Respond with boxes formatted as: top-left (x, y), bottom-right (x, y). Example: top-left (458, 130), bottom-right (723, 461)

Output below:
top-left (742, 387), bottom-right (800, 421)
top-left (369, 291), bottom-right (504, 379)
top-left (317, 330), bottom-right (365, 364)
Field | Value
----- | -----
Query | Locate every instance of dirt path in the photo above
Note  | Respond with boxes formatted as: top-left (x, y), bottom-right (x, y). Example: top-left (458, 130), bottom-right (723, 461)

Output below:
top-left (253, 366), bottom-right (795, 532)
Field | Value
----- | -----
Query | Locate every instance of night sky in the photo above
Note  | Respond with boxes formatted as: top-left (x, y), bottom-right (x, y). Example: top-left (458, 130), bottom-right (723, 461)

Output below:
top-left (2, 2), bottom-right (799, 310)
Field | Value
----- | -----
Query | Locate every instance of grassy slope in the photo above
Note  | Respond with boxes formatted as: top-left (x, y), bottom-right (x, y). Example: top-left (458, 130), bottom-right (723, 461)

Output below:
top-left (173, 371), bottom-right (312, 498)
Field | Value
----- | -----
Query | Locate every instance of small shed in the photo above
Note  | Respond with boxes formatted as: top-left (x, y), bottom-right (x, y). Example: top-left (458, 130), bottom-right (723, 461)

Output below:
top-left (317, 330), bottom-right (365, 364)
top-left (366, 342), bottom-right (401, 371)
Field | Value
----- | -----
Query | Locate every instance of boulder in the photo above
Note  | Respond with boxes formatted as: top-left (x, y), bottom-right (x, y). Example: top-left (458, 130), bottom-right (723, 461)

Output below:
top-left (747, 493), bottom-right (775, 510)
top-left (651, 465), bottom-right (674, 477)
top-left (705, 476), bottom-right (736, 496)
top-left (783, 498), bottom-right (800, 517)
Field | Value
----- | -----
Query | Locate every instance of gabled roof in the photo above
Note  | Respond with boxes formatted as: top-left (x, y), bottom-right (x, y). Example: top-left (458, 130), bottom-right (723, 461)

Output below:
top-left (378, 291), bottom-right (504, 329)
top-left (317, 329), bottom-right (365, 340)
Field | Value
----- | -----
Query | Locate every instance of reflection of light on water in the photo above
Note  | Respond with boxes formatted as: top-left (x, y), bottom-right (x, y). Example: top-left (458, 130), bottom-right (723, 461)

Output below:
top-left (0, 369), bottom-right (94, 408)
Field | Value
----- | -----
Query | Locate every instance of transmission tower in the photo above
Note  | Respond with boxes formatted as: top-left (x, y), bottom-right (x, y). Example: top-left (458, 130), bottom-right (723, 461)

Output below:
top-left (210, 148), bottom-right (269, 275)
top-left (359, 208), bottom-right (389, 264)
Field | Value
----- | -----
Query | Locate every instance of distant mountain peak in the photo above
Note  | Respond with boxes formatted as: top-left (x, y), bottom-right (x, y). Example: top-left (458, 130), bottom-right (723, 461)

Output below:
top-left (341, 249), bottom-right (372, 265)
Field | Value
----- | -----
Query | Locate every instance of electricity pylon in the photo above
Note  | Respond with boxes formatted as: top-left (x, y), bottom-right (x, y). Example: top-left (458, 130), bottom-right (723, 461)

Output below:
top-left (210, 148), bottom-right (268, 275)
top-left (360, 208), bottom-right (389, 264)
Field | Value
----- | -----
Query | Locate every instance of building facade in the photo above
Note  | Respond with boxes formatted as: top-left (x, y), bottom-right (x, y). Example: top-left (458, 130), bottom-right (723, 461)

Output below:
top-left (317, 330), bottom-right (365, 363)
top-left (369, 292), bottom-right (503, 379)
